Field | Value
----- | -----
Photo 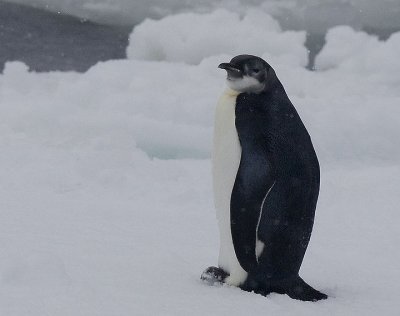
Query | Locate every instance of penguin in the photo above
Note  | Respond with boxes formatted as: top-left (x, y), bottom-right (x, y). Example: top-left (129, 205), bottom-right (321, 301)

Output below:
top-left (201, 55), bottom-right (327, 302)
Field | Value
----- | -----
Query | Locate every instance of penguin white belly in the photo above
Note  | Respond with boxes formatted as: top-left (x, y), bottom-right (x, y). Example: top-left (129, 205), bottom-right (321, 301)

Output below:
top-left (212, 88), bottom-right (248, 286)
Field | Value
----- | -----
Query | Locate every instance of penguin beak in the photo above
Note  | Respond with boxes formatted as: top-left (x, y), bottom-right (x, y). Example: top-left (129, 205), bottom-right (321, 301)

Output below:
top-left (218, 63), bottom-right (241, 73)
top-left (218, 63), bottom-right (243, 79)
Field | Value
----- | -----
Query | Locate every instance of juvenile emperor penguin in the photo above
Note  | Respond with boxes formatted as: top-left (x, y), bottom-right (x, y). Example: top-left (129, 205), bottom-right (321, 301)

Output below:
top-left (201, 55), bottom-right (327, 302)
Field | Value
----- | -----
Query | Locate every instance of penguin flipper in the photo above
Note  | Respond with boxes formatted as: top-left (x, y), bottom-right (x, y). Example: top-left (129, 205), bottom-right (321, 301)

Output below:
top-left (230, 197), bottom-right (259, 272)
top-left (230, 168), bottom-right (275, 273)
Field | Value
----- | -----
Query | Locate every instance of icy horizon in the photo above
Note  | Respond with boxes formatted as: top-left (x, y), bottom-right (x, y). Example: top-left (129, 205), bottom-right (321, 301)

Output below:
top-left (5, 0), bottom-right (400, 33)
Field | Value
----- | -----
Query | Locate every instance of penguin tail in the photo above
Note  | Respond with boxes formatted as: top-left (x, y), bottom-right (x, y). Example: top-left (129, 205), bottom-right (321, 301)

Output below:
top-left (201, 268), bottom-right (327, 302)
top-left (283, 276), bottom-right (328, 302)
top-left (241, 274), bottom-right (327, 302)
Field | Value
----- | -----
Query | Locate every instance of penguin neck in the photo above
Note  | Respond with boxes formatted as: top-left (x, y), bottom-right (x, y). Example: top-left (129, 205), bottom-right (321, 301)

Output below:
top-left (224, 88), bottom-right (241, 98)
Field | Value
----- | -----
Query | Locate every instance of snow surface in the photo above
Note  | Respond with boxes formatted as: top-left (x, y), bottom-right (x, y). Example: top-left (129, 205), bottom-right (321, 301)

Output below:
top-left (1, 10), bottom-right (400, 315)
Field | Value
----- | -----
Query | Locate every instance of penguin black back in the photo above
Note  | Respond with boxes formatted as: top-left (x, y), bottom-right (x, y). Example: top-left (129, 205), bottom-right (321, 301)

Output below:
top-left (233, 78), bottom-right (320, 271)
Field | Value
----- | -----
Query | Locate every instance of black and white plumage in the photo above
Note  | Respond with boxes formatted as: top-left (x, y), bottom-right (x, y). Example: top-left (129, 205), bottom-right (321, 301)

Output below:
top-left (201, 55), bottom-right (327, 302)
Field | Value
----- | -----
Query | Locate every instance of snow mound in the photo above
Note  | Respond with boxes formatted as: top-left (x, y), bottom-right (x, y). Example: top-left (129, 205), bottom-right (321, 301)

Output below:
top-left (3, 34), bottom-right (400, 164)
top-left (0, 60), bottom-right (219, 160)
top-left (127, 9), bottom-right (308, 67)
top-left (315, 26), bottom-right (400, 77)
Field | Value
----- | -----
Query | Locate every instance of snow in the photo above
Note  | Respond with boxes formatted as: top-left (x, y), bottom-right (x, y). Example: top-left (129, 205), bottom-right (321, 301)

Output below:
top-left (1, 11), bottom-right (400, 315)
top-left (127, 9), bottom-right (308, 67)
top-left (315, 26), bottom-right (400, 73)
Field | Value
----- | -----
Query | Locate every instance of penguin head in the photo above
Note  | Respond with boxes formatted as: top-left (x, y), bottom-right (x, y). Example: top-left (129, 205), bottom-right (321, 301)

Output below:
top-left (218, 55), bottom-right (272, 94)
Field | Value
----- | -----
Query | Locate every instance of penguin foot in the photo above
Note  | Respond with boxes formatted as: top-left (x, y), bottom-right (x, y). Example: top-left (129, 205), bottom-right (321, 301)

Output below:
top-left (284, 276), bottom-right (327, 302)
top-left (201, 266), bottom-right (228, 285)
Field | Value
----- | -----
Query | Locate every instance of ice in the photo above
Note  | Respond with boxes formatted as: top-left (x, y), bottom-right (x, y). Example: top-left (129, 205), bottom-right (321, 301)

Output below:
top-left (127, 9), bottom-right (308, 67)
top-left (315, 26), bottom-right (400, 74)
top-left (0, 9), bottom-right (399, 316)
